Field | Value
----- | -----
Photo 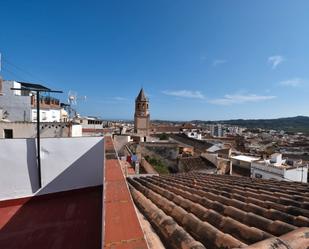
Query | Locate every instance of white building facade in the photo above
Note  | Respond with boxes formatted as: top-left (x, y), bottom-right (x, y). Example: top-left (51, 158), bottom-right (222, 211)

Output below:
top-left (0, 80), bottom-right (62, 122)
top-left (31, 109), bottom-right (61, 122)
top-left (251, 153), bottom-right (308, 183)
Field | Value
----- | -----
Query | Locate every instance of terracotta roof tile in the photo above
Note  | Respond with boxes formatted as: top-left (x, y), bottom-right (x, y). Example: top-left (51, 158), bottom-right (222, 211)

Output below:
top-left (128, 173), bottom-right (309, 249)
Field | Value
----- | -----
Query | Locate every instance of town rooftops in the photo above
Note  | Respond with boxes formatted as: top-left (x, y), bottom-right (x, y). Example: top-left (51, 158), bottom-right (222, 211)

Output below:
top-left (231, 155), bottom-right (261, 162)
top-left (254, 159), bottom-right (308, 170)
top-left (128, 173), bottom-right (309, 249)
top-left (206, 144), bottom-right (223, 153)
top-left (178, 156), bottom-right (216, 172)
top-left (253, 153), bottom-right (308, 170)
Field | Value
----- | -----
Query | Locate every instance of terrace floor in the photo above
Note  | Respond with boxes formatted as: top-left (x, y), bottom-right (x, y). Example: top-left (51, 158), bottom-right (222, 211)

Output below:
top-left (0, 186), bottom-right (102, 249)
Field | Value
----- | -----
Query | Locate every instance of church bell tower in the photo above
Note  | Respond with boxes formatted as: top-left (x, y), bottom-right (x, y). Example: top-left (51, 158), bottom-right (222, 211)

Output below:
top-left (134, 88), bottom-right (150, 136)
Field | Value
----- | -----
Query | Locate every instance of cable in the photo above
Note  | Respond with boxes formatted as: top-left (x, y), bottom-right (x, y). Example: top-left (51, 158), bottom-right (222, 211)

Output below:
top-left (2, 57), bottom-right (45, 83)
top-left (1, 56), bottom-right (64, 100)
top-left (1, 66), bottom-right (28, 82)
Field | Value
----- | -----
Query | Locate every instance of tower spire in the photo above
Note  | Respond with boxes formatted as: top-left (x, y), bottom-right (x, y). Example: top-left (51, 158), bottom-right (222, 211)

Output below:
top-left (136, 88), bottom-right (147, 101)
top-left (134, 88), bottom-right (150, 136)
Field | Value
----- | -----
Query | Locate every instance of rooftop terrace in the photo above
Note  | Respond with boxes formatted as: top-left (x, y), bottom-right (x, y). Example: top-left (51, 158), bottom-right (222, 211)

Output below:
top-left (0, 187), bottom-right (102, 249)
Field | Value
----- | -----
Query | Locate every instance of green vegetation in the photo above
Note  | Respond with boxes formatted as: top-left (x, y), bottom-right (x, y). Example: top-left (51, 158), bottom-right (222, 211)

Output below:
top-left (144, 155), bottom-right (169, 174)
top-left (158, 133), bottom-right (169, 140)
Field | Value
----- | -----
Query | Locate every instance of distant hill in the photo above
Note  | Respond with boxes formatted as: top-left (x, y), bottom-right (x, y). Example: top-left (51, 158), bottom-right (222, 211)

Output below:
top-left (151, 116), bottom-right (309, 134)
top-left (202, 116), bottom-right (309, 134)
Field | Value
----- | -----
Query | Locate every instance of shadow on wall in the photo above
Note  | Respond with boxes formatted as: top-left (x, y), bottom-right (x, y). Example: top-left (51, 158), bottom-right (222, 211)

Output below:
top-left (38, 138), bottom-right (104, 195)
top-left (26, 138), bottom-right (40, 192)
top-left (0, 138), bottom-right (104, 249)
top-left (22, 138), bottom-right (104, 196)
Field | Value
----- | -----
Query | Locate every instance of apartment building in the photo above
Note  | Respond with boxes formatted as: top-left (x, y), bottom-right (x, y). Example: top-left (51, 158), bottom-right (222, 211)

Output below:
top-left (0, 80), bottom-right (62, 122)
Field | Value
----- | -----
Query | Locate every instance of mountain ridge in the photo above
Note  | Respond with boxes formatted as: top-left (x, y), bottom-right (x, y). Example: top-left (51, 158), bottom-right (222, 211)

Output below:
top-left (195, 116), bottom-right (309, 134)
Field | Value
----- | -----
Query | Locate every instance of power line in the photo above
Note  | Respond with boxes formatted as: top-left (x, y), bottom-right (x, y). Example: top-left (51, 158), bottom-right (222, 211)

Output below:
top-left (1, 54), bottom-right (65, 99)
top-left (2, 57), bottom-right (46, 83)
top-left (1, 66), bottom-right (28, 82)
top-left (1, 56), bottom-right (61, 95)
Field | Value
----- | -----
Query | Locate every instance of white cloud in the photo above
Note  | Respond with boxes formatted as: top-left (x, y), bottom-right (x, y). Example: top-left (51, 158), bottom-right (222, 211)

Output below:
top-left (209, 93), bottom-right (276, 105)
top-left (279, 78), bottom-right (304, 87)
top-left (113, 96), bottom-right (127, 101)
top-left (268, 55), bottom-right (285, 69)
top-left (162, 90), bottom-right (205, 99)
top-left (95, 96), bottom-right (127, 104)
top-left (213, 59), bottom-right (227, 66)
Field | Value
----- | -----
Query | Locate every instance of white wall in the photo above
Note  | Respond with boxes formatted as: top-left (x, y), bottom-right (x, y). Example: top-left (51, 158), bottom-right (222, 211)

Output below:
top-left (13, 81), bottom-right (22, 95)
top-left (0, 139), bottom-right (38, 200)
top-left (0, 137), bottom-right (104, 200)
top-left (0, 122), bottom-right (72, 138)
top-left (251, 164), bottom-right (308, 183)
top-left (284, 167), bottom-right (308, 183)
top-left (71, 124), bottom-right (82, 137)
top-left (39, 137), bottom-right (103, 194)
top-left (31, 109), bottom-right (61, 122)
top-left (251, 167), bottom-right (283, 181)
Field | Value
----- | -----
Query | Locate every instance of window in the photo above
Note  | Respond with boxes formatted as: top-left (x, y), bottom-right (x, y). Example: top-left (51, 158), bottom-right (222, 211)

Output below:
top-left (4, 129), bottom-right (13, 139)
top-left (42, 112), bottom-right (47, 121)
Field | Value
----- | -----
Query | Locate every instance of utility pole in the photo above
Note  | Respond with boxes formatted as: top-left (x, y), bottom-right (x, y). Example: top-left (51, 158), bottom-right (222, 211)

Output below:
top-left (36, 91), bottom-right (41, 187)
top-left (11, 86), bottom-right (62, 188)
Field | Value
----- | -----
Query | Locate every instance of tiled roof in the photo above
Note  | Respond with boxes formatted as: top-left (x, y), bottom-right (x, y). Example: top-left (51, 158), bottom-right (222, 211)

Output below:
top-left (128, 173), bottom-right (309, 249)
top-left (178, 156), bottom-right (216, 172)
top-left (170, 134), bottom-right (213, 153)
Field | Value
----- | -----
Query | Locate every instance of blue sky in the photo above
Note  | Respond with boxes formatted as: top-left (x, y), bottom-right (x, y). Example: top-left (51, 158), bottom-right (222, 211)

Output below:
top-left (1, 0), bottom-right (309, 120)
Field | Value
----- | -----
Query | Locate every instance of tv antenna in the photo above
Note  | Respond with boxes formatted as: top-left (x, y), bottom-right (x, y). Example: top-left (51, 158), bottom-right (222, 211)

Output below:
top-left (67, 90), bottom-right (86, 119)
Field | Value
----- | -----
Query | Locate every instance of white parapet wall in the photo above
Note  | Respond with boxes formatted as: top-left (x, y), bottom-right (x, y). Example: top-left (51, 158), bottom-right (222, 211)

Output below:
top-left (0, 137), bottom-right (104, 200)
top-left (0, 138), bottom-right (38, 200)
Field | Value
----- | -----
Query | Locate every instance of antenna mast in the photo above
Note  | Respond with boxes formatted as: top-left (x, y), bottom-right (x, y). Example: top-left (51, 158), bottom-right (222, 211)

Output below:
top-left (67, 90), bottom-right (86, 120)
